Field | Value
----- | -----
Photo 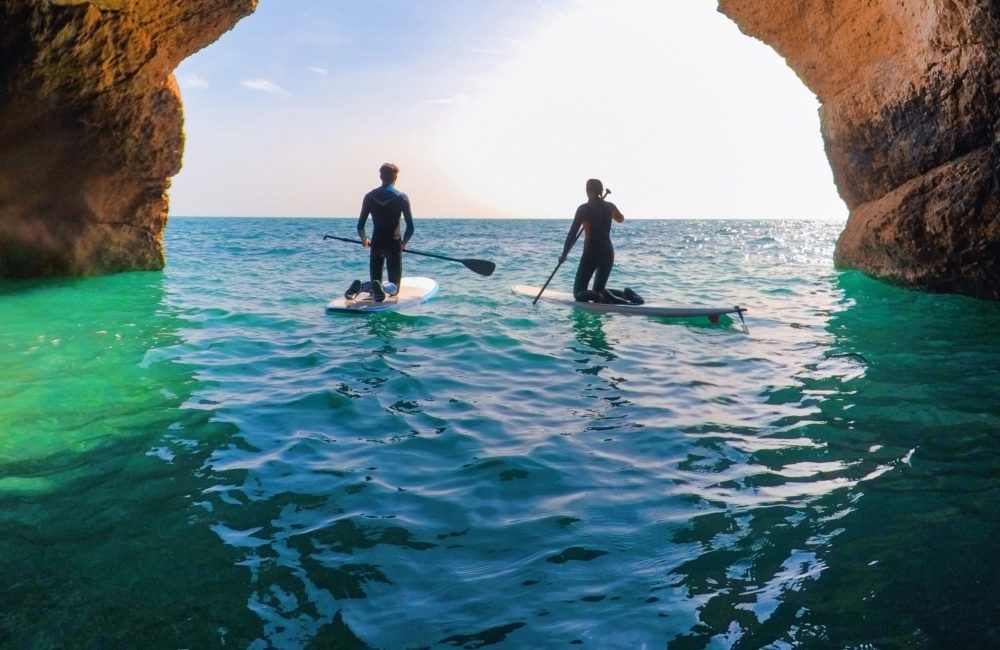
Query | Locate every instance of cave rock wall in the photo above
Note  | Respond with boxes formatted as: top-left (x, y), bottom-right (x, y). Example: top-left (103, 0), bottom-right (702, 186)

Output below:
top-left (4, 0), bottom-right (1000, 296)
top-left (720, 0), bottom-right (1000, 299)
top-left (0, 0), bottom-right (256, 278)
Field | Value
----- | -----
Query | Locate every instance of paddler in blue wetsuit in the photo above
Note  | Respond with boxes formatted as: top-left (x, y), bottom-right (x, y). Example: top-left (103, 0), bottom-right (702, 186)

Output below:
top-left (559, 179), bottom-right (643, 305)
top-left (344, 163), bottom-right (414, 302)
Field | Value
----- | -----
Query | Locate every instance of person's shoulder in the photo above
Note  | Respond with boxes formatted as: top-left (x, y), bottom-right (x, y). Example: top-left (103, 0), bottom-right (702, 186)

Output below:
top-left (606, 201), bottom-right (619, 211)
top-left (379, 186), bottom-right (407, 200)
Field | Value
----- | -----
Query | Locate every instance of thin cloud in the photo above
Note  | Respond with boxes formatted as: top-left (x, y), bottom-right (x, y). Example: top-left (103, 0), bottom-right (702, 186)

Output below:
top-left (307, 66), bottom-right (328, 74)
top-left (178, 73), bottom-right (209, 89)
top-left (428, 94), bottom-right (471, 105)
top-left (241, 79), bottom-right (290, 96)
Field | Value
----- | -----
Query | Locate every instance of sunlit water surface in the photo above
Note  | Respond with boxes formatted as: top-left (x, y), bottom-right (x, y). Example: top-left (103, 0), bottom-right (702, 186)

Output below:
top-left (2, 218), bottom-right (1000, 649)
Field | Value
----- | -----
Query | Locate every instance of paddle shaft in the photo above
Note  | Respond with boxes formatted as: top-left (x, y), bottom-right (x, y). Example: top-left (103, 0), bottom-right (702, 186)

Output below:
top-left (323, 234), bottom-right (495, 275)
top-left (533, 227), bottom-right (582, 305)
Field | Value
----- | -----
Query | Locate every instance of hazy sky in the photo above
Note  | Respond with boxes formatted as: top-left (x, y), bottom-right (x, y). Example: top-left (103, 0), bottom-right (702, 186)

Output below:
top-left (171, 0), bottom-right (848, 221)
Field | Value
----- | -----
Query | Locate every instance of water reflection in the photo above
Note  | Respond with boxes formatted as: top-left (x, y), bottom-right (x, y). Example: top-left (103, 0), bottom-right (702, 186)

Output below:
top-left (668, 271), bottom-right (1000, 649)
top-left (354, 311), bottom-right (414, 357)
top-left (786, 273), bottom-right (1000, 649)
top-left (569, 309), bottom-right (616, 362)
top-left (0, 273), bottom-right (264, 648)
top-left (17, 217), bottom-right (996, 648)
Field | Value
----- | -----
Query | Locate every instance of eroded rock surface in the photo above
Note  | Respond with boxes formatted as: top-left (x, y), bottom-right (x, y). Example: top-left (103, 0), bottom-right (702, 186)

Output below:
top-left (0, 0), bottom-right (256, 277)
top-left (720, 0), bottom-right (1000, 299)
top-left (4, 1), bottom-right (1000, 293)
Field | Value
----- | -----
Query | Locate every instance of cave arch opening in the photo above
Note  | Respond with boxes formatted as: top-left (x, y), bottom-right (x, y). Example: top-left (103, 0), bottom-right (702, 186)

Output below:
top-left (8, 0), bottom-right (998, 297)
top-left (170, 0), bottom-right (847, 222)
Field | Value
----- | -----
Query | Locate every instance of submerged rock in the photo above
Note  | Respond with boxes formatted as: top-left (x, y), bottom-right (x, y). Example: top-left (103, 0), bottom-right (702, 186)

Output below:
top-left (0, 0), bottom-right (256, 278)
top-left (720, 0), bottom-right (1000, 299)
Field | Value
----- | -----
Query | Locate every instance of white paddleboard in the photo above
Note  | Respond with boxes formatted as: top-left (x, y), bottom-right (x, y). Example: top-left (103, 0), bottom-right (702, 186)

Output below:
top-left (512, 285), bottom-right (747, 319)
top-left (327, 277), bottom-right (439, 314)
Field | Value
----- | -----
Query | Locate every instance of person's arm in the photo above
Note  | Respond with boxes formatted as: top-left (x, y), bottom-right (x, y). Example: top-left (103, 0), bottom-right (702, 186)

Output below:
top-left (401, 195), bottom-right (414, 250)
top-left (611, 204), bottom-right (624, 223)
top-left (559, 211), bottom-right (584, 263)
top-left (357, 196), bottom-right (371, 247)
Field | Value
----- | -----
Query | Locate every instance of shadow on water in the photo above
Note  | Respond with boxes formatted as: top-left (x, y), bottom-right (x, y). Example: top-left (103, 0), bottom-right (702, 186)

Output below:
top-left (667, 271), bottom-right (1000, 650)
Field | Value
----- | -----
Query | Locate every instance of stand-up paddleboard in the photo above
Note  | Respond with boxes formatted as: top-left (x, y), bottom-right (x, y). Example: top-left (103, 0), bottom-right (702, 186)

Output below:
top-left (512, 285), bottom-right (747, 322)
top-left (327, 277), bottom-right (439, 314)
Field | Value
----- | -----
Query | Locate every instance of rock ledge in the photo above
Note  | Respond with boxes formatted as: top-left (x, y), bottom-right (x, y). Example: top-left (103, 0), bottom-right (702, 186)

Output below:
top-left (720, 0), bottom-right (1000, 300)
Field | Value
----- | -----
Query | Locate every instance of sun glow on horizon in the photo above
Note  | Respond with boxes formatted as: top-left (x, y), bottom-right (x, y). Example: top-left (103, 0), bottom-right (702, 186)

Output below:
top-left (170, 0), bottom-right (847, 221)
top-left (437, 0), bottom-right (847, 221)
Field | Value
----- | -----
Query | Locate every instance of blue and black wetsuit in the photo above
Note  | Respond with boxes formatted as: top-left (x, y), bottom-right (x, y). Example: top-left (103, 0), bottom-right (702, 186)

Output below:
top-left (358, 185), bottom-right (414, 285)
top-left (562, 198), bottom-right (619, 300)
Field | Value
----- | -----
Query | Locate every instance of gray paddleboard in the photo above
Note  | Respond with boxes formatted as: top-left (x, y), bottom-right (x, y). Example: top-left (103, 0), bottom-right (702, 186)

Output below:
top-left (512, 285), bottom-right (747, 319)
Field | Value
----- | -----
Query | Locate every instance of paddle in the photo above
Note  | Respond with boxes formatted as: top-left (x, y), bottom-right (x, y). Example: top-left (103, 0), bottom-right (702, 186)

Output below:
top-left (533, 229), bottom-right (580, 304)
top-left (533, 189), bottom-right (610, 304)
top-left (323, 234), bottom-right (496, 277)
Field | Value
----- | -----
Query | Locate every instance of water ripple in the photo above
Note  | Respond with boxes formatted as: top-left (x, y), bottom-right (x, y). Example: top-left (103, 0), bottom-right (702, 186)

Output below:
top-left (4, 218), bottom-right (1000, 648)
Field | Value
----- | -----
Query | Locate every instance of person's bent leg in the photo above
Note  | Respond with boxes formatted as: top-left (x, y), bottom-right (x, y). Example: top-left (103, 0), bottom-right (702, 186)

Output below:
top-left (369, 245), bottom-right (386, 284)
top-left (605, 289), bottom-right (631, 305)
top-left (386, 241), bottom-right (403, 292)
top-left (623, 287), bottom-right (644, 305)
top-left (574, 289), bottom-right (603, 303)
top-left (345, 280), bottom-right (363, 300)
top-left (591, 246), bottom-right (614, 293)
top-left (574, 249), bottom-right (599, 298)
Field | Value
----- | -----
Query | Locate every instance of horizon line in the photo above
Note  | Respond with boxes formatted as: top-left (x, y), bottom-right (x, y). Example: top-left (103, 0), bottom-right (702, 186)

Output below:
top-left (170, 215), bottom-right (849, 222)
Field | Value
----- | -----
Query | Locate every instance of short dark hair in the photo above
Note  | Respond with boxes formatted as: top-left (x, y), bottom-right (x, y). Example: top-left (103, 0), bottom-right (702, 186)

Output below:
top-left (380, 163), bottom-right (400, 179)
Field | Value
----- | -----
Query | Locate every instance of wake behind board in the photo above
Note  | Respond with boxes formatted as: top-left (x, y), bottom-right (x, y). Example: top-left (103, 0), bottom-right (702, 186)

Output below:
top-left (512, 285), bottom-right (747, 320)
top-left (327, 277), bottom-right (439, 314)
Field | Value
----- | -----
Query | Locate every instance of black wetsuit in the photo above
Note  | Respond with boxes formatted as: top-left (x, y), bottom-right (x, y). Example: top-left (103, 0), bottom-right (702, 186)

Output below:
top-left (357, 185), bottom-right (414, 285)
top-left (562, 199), bottom-right (618, 298)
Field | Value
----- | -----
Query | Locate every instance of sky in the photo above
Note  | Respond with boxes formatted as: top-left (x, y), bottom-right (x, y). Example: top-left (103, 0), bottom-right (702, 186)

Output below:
top-left (171, 0), bottom-right (848, 221)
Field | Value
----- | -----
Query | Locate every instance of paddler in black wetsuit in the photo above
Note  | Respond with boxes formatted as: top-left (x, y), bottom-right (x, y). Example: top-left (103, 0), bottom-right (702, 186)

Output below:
top-left (345, 163), bottom-right (414, 302)
top-left (559, 179), bottom-right (643, 304)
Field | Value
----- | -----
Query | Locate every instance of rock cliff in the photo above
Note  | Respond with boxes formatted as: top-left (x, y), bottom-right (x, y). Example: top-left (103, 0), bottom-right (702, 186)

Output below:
top-left (4, 1), bottom-right (1000, 297)
top-left (720, 0), bottom-right (1000, 300)
top-left (0, 0), bottom-right (256, 278)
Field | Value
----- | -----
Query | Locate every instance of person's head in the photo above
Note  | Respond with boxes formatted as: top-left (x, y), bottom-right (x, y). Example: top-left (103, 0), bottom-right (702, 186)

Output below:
top-left (379, 163), bottom-right (400, 185)
top-left (585, 178), bottom-right (604, 200)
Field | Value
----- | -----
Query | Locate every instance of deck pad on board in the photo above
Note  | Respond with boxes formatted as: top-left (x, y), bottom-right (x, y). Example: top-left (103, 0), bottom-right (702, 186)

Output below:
top-left (327, 277), bottom-right (439, 314)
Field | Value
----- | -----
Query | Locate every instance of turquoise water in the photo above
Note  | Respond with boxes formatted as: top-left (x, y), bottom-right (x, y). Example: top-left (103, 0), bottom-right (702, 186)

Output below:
top-left (2, 218), bottom-right (1000, 649)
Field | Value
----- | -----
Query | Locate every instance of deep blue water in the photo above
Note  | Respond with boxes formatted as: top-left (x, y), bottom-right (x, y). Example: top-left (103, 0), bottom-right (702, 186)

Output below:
top-left (2, 218), bottom-right (1000, 649)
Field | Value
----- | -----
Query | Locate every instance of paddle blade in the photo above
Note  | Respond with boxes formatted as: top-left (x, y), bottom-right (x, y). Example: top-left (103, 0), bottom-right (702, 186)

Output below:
top-left (462, 258), bottom-right (496, 276)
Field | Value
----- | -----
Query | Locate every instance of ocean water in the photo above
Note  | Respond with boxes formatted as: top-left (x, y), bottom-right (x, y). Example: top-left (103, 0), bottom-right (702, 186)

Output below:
top-left (2, 218), bottom-right (1000, 650)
